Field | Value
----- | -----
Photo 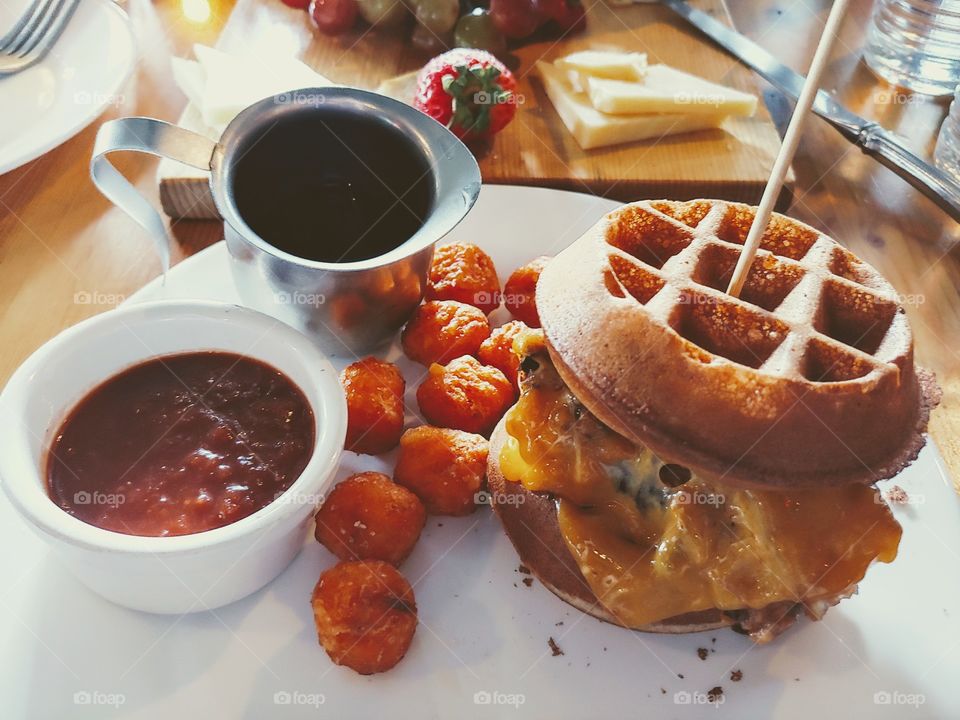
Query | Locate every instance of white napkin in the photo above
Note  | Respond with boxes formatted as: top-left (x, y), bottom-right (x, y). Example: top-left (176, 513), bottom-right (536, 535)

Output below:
top-left (171, 45), bottom-right (335, 135)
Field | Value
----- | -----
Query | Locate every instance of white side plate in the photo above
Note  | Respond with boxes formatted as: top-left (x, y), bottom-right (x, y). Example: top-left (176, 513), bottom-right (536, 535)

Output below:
top-left (0, 0), bottom-right (136, 175)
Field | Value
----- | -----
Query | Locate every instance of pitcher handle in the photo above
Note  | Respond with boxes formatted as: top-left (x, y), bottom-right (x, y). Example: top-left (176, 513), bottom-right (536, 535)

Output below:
top-left (90, 118), bottom-right (217, 274)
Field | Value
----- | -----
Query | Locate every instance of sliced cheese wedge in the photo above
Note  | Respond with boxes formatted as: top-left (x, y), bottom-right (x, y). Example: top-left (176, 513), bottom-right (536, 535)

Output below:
top-left (536, 61), bottom-right (727, 150)
top-left (376, 69), bottom-right (419, 103)
top-left (587, 64), bottom-right (758, 117)
top-left (555, 50), bottom-right (647, 81)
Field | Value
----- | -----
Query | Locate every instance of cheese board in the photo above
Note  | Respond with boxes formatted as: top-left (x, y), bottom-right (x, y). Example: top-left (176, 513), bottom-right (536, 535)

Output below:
top-left (158, 0), bottom-right (792, 220)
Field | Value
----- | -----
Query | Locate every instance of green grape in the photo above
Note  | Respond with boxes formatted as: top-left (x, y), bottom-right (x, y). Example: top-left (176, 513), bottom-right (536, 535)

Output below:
top-left (356, 0), bottom-right (407, 27)
top-left (411, 21), bottom-right (452, 54)
top-left (414, 0), bottom-right (459, 35)
top-left (453, 8), bottom-right (506, 56)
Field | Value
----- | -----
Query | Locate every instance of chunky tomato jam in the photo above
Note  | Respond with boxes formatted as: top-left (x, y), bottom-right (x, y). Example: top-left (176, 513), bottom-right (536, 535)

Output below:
top-left (47, 352), bottom-right (315, 537)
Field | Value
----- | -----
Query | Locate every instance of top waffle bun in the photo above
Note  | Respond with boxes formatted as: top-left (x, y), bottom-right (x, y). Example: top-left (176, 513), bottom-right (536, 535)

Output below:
top-left (537, 199), bottom-right (938, 490)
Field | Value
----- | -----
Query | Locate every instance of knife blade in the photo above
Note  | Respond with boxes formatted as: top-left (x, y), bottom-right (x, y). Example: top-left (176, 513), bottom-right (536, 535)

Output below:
top-left (659, 0), bottom-right (960, 221)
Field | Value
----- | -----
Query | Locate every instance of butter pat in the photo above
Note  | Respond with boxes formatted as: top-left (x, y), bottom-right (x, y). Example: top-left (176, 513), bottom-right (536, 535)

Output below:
top-left (195, 45), bottom-right (330, 130)
top-left (172, 45), bottom-right (334, 135)
top-left (587, 65), bottom-right (757, 117)
top-left (536, 62), bottom-right (727, 150)
top-left (555, 50), bottom-right (647, 81)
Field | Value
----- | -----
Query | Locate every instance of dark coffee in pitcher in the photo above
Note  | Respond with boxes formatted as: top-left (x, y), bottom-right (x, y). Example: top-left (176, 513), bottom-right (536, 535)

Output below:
top-left (231, 108), bottom-right (435, 263)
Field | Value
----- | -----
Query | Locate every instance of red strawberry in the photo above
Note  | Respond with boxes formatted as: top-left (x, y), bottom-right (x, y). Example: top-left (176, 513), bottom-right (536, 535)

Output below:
top-left (414, 49), bottom-right (518, 142)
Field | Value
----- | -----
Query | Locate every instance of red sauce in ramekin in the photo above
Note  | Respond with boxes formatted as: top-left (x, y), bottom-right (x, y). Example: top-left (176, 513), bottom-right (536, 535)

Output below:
top-left (46, 352), bottom-right (315, 537)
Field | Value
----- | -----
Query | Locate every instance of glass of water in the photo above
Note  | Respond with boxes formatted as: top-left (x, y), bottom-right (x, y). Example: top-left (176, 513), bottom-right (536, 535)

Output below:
top-left (864, 0), bottom-right (960, 96)
top-left (934, 85), bottom-right (960, 181)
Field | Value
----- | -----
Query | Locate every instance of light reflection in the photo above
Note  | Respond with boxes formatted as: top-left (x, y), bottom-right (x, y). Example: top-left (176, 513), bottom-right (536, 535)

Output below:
top-left (182, 0), bottom-right (211, 24)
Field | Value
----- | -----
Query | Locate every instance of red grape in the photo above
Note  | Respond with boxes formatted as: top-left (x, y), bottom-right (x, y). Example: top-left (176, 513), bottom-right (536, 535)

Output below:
top-left (489, 0), bottom-right (540, 40)
top-left (309, 0), bottom-right (359, 35)
top-left (532, 0), bottom-right (563, 21)
top-left (280, 0), bottom-right (310, 9)
top-left (551, 0), bottom-right (586, 31)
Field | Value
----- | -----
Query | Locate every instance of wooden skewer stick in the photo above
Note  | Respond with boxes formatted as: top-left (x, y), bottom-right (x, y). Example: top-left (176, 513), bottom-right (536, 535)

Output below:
top-left (727, 0), bottom-right (852, 297)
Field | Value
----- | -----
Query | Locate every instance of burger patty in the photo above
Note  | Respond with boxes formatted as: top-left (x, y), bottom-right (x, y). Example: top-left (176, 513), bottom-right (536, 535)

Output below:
top-left (488, 418), bottom-right (855, 641)
top-left (487, 335), bottom-right (898, 640)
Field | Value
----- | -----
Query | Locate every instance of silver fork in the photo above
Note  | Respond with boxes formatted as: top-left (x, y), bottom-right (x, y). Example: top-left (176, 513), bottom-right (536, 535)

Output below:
top-left (0, 0), bottom-right (81, 78)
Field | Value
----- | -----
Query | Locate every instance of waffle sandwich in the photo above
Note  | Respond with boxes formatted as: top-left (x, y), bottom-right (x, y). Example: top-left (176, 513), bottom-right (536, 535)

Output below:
top-left (488, 200), bottom-right (939, 641)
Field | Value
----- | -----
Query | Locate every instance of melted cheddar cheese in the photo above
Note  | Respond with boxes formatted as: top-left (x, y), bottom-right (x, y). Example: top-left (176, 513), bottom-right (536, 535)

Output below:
top-left (499, 337), bottom-right (902, 628)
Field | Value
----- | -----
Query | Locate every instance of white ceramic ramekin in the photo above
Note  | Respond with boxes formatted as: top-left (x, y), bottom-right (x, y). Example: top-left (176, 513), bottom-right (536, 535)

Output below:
top-left (0, 300), bottom-right (346, 614)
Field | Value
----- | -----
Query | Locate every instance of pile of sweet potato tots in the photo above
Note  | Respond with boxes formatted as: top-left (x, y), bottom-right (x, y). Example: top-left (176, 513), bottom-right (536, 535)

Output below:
top-left (310, 242), bottom-right (550, 675)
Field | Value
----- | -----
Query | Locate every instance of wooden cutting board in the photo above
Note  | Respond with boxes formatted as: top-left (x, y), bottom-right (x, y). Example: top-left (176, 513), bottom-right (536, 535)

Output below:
top-left (159, 0), bottom-right (790, 220)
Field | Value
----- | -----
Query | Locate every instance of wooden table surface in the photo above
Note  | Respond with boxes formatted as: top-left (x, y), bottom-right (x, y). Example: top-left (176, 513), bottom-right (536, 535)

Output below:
top-left (1, 0), bottom-right (958, 487)
top-left (160, 0), bottom-right (790, 210)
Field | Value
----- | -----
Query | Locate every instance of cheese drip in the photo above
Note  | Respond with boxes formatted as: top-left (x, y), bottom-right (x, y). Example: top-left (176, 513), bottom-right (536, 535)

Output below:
top-left (499, 338), bottom-right (902, 628)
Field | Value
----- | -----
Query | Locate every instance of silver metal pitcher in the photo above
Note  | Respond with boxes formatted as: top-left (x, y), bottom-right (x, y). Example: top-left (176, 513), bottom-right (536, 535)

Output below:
top-left (90, 87), bottom-right (481, 354)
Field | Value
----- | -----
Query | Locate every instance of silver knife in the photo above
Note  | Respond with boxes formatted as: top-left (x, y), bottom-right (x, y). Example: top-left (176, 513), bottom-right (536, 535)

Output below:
top-left (659, 0), bottom-right (960, 221)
